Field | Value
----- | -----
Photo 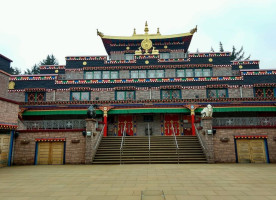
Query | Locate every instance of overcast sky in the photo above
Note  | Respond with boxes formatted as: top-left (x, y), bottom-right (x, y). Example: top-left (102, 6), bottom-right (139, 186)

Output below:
top-left (1, 0), bottom-right (276, 72)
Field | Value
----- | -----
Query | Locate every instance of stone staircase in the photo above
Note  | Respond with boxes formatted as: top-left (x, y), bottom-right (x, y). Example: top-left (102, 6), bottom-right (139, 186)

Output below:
top-left (93, 136), bottom-right (207, 164)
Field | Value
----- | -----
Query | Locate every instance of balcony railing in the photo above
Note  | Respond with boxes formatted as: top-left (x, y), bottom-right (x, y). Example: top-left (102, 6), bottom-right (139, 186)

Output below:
top-left (23, 120), bottom-right (86, 130)
top-left (213, 117), bottom-right (276, 127)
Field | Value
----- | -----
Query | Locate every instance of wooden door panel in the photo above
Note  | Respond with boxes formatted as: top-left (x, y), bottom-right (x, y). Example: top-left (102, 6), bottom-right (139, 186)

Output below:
top-left (37, 142), bottom-right (64, 165)
top-left (37, 142), bottom-right (50, 165)
top-left (0, 135), bottom-right (10, 167)
top-left (51, 142), bottom-right (64, 165)
top-left (250, 140), bottom-right (266, 163)
top-left (237, 140), bottom-right (251, 163)
top-left (236, 139), bottom-right (266, 163)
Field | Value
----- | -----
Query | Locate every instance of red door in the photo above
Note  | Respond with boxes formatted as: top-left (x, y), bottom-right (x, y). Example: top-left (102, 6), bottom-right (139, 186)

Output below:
top-left (164, 114), bottom-right (180, 136)
top-left (182, 115), bottom-right (193, 135)
top-left (118, 115), bottom-right (133, 136)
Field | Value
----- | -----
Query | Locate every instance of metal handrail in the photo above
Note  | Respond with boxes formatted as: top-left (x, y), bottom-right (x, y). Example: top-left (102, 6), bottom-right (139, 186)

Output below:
top-left (147, 123), bottom-right (151, 164)
top-left (94, 124), bottom-right (105, 150)
top-left (194, 124), bottom-right (206, 151)
top-left (171, 124), bottom-right (179, 164)
top-left (120, 123), bottom-right (127, 165)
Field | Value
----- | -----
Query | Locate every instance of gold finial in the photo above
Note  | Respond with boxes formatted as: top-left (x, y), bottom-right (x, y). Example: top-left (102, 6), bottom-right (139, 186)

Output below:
top-left (157, 28), bottom-right (160, 35)
top-left (133, 28), bottom-right (136, 35)
top-left (97, 29), bottom-right (104, 37)
top-left (144, 21), bottom-right (149, 34)
top-left (190, 25), bottom-right (198, 34)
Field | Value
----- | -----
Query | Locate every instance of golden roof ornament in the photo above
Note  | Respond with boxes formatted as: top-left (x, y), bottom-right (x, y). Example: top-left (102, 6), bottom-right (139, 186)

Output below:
top-left (97, 29), bottom-right (104, 37)
top-left (144, 21), bottom-right (149, 34)
top-left (133, 28), bottom-right (136, 36)
top-left (157, 28), bottom-right (161, 35)
top-left (190, 25), bottom-right (198, 34)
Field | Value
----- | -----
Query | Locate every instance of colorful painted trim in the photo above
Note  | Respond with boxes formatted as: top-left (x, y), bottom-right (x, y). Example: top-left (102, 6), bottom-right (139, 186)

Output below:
top-left (55, 76), bottom-right (243, 85)
top-left (22, 105), bottom-right (276, 116)
top-left (189, 52), bottom-right (231, 57)
top-left (234, 135), bottom-right (268, 139)
top-left (254, 83), bottom-right (276, 87)
top-left (232, 60), bottom-right (259, 65)
top-left (35, 138), bottom-right (66, 142)
top-left (25, 88), bottom-right (46, 92)
top-left (105, 60), bottom-right (136, 64)
top-left (10, 75), bottom-right (57, 81)
top-left (65, 56), bottom-right (107, 60)
top-left (21, 97), bottom-right (276, 107)
top-left (40, 65), bottom-right (65, 69)
top-left (83, 64), bottom-right (213, 71)
top-left (158, 58), bottom-right (190, 62)
top-left (135, 55), bottom-right (159, 59)
top-left (241, 70), bottom-right (276, 76)
top-left (0, 124), bottom-right (18, 130)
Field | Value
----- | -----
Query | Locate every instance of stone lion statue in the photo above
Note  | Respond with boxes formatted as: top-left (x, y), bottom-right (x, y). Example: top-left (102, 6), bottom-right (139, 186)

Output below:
top-left (87, 105), bottom-right (97, 119)
top-left (201, 104), bottom-right (213, 118)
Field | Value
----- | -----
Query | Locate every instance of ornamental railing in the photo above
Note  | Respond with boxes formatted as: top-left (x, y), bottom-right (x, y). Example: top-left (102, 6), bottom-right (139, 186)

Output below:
top-left (23, 120), bottom-right (86, 130)
top-left (213, 117), bottom-right (276, 127)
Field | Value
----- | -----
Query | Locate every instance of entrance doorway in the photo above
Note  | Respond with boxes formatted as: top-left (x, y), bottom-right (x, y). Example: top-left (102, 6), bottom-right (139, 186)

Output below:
top-left (37, 142), bottom-right (64, 165)
top-left (236, 139), bottom-right (268, 163)
top-left (118, 115), bottom-right (133, 136)
top-left (164, 114), bottom-right (180, 136)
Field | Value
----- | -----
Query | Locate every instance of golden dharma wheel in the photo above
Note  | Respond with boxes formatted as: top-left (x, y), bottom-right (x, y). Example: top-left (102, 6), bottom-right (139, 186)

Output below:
top-left (141, 38), bottom-right (152, 50)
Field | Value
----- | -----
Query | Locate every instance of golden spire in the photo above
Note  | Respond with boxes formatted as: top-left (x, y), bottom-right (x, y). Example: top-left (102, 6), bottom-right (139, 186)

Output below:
top-left (133, 28), bottom-right (136, 36)
top-left (157, 27), bottom-right (160, 35)
top-left (144, 21), bottom-right (149, 34)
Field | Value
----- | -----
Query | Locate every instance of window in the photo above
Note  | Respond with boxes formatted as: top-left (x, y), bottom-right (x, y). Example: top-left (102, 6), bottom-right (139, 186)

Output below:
top-left (116, 91), bottom-right (135, 100)
top-left (176, 68), bottom-right (212, 77)
top-left (255, 88), bottom-right (275, 98)
top-left (125, 54), bottom-right (134, 60)
top-left (176, 69), bottom-right (185, 77)
top-left (85, 71), bottom-right (119, 79)
top-left (160, 53), bottom-right (170, 59)
top-left (131, 71), bottom-right (139, 78)
top-left (170, 52), bottom-right (185, 59)
top-left (186, 69), bottom-right (193, 77)
top-left (203, 69), bottom-right (211, 77)
top-left (161, 90), bottom-right (181, 100)
top-left (130, 70), bottom-right (165, 78)
top-left (139, 70), bottom-right (147, 78)
top-left (148, 70), bottom-right (155, 78)
top-left (71, 91), bottom-right (90, 101)
top-left (26, 92), bottom-right (45, 102)
top-left (195, 69), bottom-right (202, 77)
top-left (94, 71), bottom-right (101, 79)
top-left (207, 89), bottom-right (228, 98)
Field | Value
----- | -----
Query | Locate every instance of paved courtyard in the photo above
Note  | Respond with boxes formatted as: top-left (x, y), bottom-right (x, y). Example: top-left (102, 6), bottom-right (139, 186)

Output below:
top-left (0, 164), bottom-right (276, 200)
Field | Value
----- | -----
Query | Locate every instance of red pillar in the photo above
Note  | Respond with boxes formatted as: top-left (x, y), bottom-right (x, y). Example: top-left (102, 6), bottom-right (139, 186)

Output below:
top-left (103, 109), bottom-right (108, 137)
top-left (191, 114), bottom-right (195, 136)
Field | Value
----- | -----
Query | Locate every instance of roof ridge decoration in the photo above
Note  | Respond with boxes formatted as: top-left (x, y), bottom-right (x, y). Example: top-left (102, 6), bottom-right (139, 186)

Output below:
top-left (97, 22), bottom-right (197, 40)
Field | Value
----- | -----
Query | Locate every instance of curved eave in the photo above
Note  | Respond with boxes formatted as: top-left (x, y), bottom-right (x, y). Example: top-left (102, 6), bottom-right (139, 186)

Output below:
top-left (100, 32), bottom-right (193, 40)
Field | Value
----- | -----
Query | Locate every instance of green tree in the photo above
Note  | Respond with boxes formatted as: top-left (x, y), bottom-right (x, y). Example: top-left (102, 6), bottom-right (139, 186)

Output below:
top-left (24, 54), bottom-right (59, 75)
top-left (40, 54), bottom-right (58, 65)
top-left (10, 66), bottom-right (21, 75)
top-left (24, 64), bottom-right (39, 75)
top-left (219, 42), bottom-right (224, 52)
top-left (231, 46), bottom-right (251, 60)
